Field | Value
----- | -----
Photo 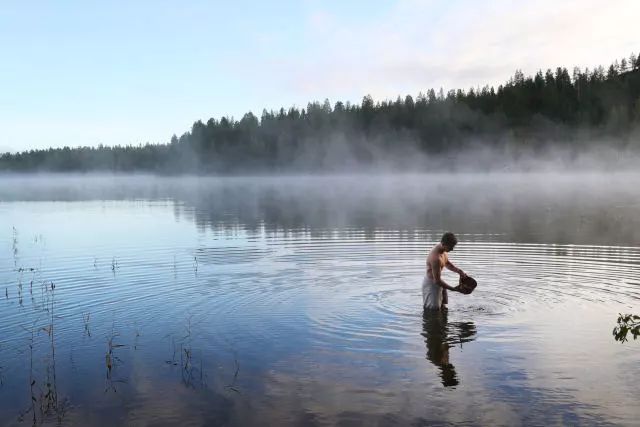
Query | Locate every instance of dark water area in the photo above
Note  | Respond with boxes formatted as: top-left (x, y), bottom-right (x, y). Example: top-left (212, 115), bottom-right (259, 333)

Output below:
top-left (0, 173), bottom-right (638, 426)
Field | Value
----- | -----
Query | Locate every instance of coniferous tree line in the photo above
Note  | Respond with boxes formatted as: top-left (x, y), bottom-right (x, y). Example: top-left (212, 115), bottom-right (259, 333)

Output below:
top-left (2, 53), bottom-right (640, 173)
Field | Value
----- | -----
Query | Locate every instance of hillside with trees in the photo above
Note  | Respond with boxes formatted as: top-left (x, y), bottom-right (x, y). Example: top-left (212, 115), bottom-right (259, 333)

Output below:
top-left (2, 54), bottom-right (640, 173)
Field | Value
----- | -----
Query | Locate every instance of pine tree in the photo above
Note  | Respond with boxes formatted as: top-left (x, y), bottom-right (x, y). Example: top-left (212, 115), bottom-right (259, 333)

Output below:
top-left (620, 58), bottom-right (628, 72)
top-left (427, 89), bottom-right (437, 104)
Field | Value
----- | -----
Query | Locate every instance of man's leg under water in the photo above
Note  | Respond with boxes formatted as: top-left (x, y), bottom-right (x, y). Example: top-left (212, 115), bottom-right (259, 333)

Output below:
top-left (441, 288), bottom-right (448, 310)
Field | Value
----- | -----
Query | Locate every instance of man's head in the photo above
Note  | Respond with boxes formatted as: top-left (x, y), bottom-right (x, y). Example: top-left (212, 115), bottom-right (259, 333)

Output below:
top-left (440, 232), bottom-right (458, 252)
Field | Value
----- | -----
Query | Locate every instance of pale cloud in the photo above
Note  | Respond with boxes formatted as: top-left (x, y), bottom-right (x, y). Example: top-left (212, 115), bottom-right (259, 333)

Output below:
top-left (275, 0), bottom-right (640, 102)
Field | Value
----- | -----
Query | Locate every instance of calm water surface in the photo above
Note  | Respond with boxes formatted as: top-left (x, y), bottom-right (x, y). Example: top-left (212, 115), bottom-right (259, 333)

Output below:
top-left (0, 173), bottom-right (639, 426)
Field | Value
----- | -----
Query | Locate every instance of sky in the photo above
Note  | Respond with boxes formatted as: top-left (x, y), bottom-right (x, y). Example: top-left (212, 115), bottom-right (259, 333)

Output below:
top-left (0, 0), bottom-right (638, 153)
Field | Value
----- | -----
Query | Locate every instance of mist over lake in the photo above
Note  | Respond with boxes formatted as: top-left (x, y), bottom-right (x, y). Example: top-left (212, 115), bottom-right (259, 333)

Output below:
top-left (0, 173), bottom-right (638, 426)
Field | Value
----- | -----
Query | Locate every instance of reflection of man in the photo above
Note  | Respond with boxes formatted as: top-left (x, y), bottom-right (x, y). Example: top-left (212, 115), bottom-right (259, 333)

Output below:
top-left (422, 310), bottom-right (477, 387)
top-left (422, 232), bottom-right (467, 310)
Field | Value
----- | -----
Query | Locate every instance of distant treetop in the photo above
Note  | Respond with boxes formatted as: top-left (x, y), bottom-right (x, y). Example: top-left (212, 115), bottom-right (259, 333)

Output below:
top-left (2, 53), bottom-right (640, 173)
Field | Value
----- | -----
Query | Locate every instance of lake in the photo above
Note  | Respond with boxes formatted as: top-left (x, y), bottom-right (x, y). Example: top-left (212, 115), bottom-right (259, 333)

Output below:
top-left (0, 173), bottom-right (639, 426)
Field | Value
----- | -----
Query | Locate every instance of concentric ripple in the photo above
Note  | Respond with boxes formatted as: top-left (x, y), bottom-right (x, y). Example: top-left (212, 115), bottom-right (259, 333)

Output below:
top-left (2, 231), bottom-right (639, 352)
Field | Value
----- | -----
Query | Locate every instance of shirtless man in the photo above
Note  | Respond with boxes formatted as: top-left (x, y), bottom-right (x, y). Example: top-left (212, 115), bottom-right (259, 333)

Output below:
top-left (422, 232), bottom-right (467, 310)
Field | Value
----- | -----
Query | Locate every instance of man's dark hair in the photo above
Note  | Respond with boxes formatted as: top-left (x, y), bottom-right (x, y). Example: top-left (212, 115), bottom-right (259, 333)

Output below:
top-left (441, 232), bottom-right (458, 247)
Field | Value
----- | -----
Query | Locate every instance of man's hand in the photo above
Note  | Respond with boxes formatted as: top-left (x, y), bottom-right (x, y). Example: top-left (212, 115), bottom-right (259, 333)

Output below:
top-left (458, 270), bottom-right (467, 279)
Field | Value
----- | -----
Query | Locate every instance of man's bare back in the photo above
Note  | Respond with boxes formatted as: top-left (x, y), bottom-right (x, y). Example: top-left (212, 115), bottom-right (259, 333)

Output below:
top-left (427, 245), bottom-right (449, 282)
top-left (422, 232), bottom-right (467, 310)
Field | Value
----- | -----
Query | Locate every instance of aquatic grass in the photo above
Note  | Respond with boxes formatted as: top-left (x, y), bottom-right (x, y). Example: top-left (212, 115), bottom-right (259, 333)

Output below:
top-left (82, 312), bottom-right (91, 337)
top-left (133, 323), bottom-right (141, 350)
top-left (15, 267), bottom-right (37, 307)
top-left (41, 281), bottom-right (62, 420)
top-left (12, 226), bottom-right (18, 267)
top-left (33, 280), bottom-right (56, 313)
top-left (105, 323), bottom-right (127, 393)
top-left (0, 342), bottom-right (4, 388)
top-left (17, 285), bottom-right (68, 425)
top-left (180, 315), bottom-right (196, 387)
top-left (17, 273), bottom-right (23, 307)
top-left (166, 335), bottom-right (178, 366)
top-left (224, 349), bottom-right (241, 394)
top-left (18, 321), bottom-right (38, 425)
top-left (164, 316), bottom-right (207, 389)
top-left (111, 257), bottom-right (119, 274)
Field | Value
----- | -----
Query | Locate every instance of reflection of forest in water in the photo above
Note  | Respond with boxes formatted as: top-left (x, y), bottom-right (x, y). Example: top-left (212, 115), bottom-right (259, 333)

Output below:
top-left (422, 311), bottom-right (477, 387)
top-left (2, 174), bottom-right (640, 245)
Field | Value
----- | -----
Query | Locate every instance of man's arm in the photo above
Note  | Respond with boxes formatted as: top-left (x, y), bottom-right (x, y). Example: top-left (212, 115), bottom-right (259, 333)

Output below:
top-left (431, 258), bottom-right (459, 292)
top-left (445, 260), bottom-right (466, 278)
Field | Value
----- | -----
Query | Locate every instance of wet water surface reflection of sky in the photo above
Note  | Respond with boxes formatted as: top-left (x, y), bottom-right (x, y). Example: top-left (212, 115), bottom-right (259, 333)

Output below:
top-left (0, 173), bottom-right (638, 426)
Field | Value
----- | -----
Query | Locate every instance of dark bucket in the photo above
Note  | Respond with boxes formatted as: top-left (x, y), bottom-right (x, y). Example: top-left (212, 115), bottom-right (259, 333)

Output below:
top-left (458, 276), bottom-right (477, 294)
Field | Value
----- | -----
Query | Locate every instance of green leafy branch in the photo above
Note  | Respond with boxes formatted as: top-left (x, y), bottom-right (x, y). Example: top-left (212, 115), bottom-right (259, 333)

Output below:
top-left (613, 313), bottom-right (640, 343)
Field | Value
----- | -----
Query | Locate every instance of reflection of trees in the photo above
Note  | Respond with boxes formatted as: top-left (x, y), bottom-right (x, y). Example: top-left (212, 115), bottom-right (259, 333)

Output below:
top-left (176, 178), bottom-right (640, 246)
top-left (3, 175), bottom-right (640, 245)
top-left (421, 310), bottom-right (477, 387)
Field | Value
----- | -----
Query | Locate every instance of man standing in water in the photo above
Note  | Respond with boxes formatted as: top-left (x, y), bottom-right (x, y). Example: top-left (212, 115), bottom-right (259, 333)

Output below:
top-left (422, 232), bottom-right (467, 310)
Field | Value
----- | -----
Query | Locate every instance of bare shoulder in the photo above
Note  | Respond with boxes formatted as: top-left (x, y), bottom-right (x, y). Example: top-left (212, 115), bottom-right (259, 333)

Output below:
top-left (427, 247), bottom-right (440, 265)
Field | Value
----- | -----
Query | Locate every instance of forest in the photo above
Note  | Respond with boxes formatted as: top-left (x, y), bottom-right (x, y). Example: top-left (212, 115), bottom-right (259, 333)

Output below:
top-left (2, 54), bottom-right (639, 173)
